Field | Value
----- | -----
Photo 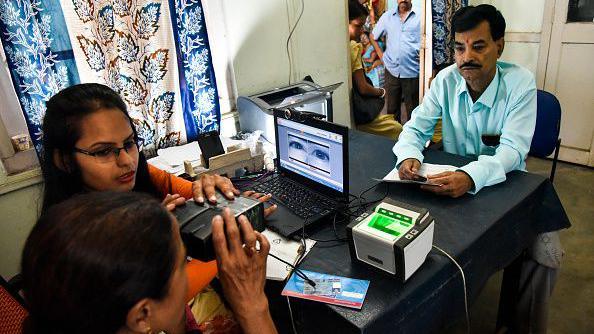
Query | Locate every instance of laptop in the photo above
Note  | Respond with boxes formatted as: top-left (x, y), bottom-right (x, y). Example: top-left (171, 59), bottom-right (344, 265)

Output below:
top-left (252, 110), bottom-right (349, 238)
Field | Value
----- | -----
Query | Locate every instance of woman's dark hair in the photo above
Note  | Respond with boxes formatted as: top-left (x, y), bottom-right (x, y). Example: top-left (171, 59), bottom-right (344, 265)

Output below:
top-left (452, 4), bottom-right (506, 41)
top-left (41, 83), bottom-right (161, 213)
top-left (349, 0), bottom-right (369, 21)
top-left (21, 191), bottom-right (177, 334)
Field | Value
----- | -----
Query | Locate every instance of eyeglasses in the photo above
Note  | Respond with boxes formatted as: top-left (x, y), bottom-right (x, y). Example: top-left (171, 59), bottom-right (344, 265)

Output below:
top-left (74, 138), bottom-right (144, 163)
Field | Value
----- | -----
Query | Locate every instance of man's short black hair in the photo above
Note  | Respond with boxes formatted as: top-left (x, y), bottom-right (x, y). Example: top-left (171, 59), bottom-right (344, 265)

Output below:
top-left (452, 4), bottom-right (506, 41)
top-left (348, 0), bottom-right (369, 22)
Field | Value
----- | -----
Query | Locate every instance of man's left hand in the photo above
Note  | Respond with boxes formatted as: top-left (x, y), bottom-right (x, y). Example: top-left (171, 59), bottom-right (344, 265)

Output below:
top-left (420, 171), bottom-right (474, 198)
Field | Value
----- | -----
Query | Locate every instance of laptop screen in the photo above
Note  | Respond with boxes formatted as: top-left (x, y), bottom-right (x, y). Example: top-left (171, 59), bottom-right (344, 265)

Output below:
top-left (276, 117), bottom-right (345, 193)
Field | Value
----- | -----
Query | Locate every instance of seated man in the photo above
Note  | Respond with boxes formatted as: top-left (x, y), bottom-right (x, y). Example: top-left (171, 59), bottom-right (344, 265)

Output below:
top-left (394, 5), bottom-right (535, 197)
top-left (394, 5), bottom-right (561, 333)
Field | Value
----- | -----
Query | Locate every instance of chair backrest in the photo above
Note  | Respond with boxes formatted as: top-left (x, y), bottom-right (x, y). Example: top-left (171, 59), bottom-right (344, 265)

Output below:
top-left (0, 276), bottom-right (28, 334)
top-left (529, 90), bottom-right (561, 157)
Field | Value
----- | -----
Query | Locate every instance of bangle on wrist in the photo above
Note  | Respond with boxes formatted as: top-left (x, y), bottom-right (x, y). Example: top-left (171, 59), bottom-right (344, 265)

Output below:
top-left (379, 88), bottom-right (386, 98)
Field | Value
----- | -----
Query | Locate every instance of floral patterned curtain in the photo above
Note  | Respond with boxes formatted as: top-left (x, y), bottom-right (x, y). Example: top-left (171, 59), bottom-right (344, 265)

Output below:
top-left (0, 0), bottom-right (219, 152)
top-left (0, 0), bottom-right (80, 152)
top-left (169, 0), bottom-right (219, 142)
top-left (432, 0), bottom-right (467, 69)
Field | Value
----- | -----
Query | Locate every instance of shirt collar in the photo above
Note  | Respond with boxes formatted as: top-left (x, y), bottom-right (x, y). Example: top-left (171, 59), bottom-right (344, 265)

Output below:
top-left (393, 8), bottom-right (416, 19)
top-left (456, 65), bottom-right (500, 110)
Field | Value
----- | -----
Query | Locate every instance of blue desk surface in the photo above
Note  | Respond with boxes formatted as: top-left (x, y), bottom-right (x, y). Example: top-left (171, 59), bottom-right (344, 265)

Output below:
top-left (281, 130), bottom-right (570, 333)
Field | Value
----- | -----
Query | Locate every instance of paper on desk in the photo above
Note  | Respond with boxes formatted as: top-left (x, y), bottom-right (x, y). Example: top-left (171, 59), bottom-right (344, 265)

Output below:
top-left (378, 163), bottom-right (458, 185)
top-left (156, 141), bottom-right (201, 167)
top-left (147, 156), bottom-right (206, 176)
top-left (155, 138), bottom-right (246, 168)
top-left (147, 156), bottom-right (184, 174)
top-left (263, 229), bottom-right (316, 281)
top-left (220, 136), bottom-right (244, 151)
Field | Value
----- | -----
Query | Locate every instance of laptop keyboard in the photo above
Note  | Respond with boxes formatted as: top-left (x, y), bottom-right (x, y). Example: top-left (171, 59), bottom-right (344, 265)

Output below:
top-left (253, 176), bottom-right (335, 219)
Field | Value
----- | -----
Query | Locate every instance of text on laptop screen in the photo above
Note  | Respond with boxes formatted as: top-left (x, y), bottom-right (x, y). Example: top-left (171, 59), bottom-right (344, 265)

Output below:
top-left (277, 118), bottom-right (344, 192)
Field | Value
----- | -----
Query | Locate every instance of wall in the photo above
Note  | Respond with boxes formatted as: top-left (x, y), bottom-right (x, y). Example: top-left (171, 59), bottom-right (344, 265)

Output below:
top-left (0, 182), bottom-right (42, 278)
top-left (204, 0), bottom-right (352, 127)
top-left (0, 49), bottom-right (39, 174)
top-left (470, 0), bottom-right (546, 78)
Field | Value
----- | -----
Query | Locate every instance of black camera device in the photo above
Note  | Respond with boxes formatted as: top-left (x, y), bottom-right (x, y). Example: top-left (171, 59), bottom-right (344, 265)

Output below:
top-left (173, 192), bottom-right (265, 261)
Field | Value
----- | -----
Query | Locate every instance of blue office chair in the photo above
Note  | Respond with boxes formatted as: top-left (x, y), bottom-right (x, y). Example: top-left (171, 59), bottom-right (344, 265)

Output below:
top-left (529, 90), bottom-right (562, 182)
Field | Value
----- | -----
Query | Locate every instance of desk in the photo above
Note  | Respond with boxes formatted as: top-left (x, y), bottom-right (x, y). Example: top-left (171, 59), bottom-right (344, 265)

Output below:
top-left (269, 131), bottom-right (570, 333)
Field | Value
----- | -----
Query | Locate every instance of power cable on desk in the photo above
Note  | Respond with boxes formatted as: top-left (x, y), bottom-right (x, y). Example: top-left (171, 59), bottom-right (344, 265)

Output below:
top-left (347, 182), bottom-right (390, 215)
top-left (432, 245), bottom-right (470, 334)
top-left (298, 184), bottom-right (390, 244)
top-left (267, 252), bottom-right (315, 288)
top-left (306, 212), bottom-right (349, 243)
top-left (286, 295), bottom-right (298, 334)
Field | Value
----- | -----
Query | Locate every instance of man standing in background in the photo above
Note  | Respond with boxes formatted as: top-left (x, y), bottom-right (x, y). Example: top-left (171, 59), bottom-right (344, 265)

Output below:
top-left (370, 0), bottom-right (420, 123)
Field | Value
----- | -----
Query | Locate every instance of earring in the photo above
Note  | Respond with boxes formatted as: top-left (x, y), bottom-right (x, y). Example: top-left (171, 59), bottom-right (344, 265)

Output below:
top-left (145, 327), bottom-right (152, 334)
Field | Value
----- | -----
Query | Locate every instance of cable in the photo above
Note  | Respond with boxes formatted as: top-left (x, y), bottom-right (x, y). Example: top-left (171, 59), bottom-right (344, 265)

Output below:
top-left (432, 245), bottom-right (470, 334)
top-left (348, 193), bottom-right (359, 203)
top-left (287, 296), bottom-right (298, 334)
top-left (306, 212), bottom-right (349, 243)
top-left (347, 182), bottom-right (390, 214)
top-left (286, 0), bottom-right (305, 84)
top-left (331, 211), bottom-right (343, 240)
top-left (268, 252), bottom-right (316, 288)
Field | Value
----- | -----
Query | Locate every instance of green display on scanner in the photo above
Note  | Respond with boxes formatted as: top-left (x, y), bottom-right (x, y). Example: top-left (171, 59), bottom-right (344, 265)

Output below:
top-left (367, 208), bottom-right (414, 238)
top-left (347, 199), bottom-right (435, 281)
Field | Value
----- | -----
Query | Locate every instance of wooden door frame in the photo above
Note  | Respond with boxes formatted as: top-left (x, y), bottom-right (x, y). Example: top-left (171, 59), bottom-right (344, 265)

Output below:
top-left (536, 0), bottom-right (556, 90)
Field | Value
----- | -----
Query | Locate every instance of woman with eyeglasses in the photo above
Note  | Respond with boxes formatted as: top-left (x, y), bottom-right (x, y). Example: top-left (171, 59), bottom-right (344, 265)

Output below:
top-left (39, 83), bottom-right (276, 331)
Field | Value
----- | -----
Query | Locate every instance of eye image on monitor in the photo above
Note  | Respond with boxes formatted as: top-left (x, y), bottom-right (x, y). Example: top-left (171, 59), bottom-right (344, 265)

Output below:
top-left (287, 133), bottom-right (331, 174)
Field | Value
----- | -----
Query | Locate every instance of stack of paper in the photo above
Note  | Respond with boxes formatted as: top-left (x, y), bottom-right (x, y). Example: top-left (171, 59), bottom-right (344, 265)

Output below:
top-left (379, 163), bottom-right (458, 185)
top-left (147, 137), bottom-right (246, 175)
top-left (262, 229), bottom-right (316, 281)
top-left (157, 141), bottom-right (201, 167)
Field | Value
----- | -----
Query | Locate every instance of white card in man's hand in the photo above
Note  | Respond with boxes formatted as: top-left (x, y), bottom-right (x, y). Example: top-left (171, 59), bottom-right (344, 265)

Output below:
top-left (376, 163), bottom-right (458, 186)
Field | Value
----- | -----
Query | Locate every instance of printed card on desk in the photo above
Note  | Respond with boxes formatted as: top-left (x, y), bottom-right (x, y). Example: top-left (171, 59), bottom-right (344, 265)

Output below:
top-left (281, 270), bottom-right (370, 309)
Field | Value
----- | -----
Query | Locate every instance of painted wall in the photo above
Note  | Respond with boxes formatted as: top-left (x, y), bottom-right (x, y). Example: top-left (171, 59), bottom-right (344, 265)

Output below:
top-left (0, 183), bottom-right (42, 278)
top-left (470, 0), bottom-right (545, 76)
top-left (204, 0), bottom-right (352, 127)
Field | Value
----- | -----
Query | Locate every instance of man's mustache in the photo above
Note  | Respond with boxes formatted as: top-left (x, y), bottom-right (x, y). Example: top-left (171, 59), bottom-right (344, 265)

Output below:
top-left (460, 62), bottom-right (481, 69)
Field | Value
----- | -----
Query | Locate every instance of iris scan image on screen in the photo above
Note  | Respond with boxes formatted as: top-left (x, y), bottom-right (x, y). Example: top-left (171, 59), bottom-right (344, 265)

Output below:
top-left (276, 117), bottom-right (344, 192)
top-left (287, 134), bottom-right (331, 174)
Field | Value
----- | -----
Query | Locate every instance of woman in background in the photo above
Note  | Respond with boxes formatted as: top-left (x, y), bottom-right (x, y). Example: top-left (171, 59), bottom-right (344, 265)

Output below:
top-left (21, 191), bottom-right (277, 334)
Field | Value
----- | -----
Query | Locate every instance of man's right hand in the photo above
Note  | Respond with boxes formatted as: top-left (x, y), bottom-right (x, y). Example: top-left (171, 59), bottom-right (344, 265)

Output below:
top-left (398, 158), bottom-right (421, 180)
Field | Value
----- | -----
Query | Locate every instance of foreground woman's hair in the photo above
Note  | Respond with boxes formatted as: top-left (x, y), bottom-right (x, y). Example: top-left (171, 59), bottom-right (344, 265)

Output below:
top-left (21, 191), bottom-right (177, 334)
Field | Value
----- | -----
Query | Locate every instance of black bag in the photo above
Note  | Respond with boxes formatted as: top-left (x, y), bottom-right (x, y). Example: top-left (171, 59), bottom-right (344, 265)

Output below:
top-left (352, 75), bottom-right (384, 125)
